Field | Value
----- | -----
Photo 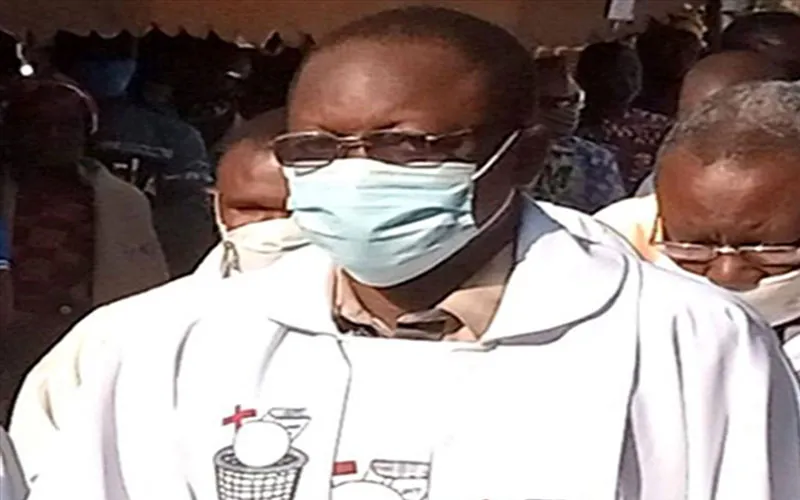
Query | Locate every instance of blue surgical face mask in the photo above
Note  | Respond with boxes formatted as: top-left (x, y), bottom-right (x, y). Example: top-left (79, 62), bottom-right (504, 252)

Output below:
top-left (284, 131), bottom-right (520, 287)
top-left (74, 59), bottom-right (137, 99)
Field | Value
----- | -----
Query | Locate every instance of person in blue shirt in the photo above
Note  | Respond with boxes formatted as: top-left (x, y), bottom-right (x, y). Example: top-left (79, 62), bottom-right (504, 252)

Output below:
top-left (70, 44), bottom-right (215, 278)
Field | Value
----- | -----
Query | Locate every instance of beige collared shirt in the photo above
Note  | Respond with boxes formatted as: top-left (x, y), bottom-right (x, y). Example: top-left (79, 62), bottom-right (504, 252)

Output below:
top-left (332, 245), bottom-right (514, 341)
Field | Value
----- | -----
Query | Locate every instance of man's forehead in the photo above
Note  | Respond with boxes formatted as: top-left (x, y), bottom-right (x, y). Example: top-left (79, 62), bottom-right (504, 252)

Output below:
top-left (659, 146), bottom-right (800, 188)
top-left (288, 39), bottom-right (487, 133)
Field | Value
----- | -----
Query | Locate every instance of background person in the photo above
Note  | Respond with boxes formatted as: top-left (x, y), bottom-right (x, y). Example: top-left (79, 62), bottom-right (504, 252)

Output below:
top-left (532, 55), bottom-right (626, 213)
top-left (576, 40), bottom-right (673, 193)
top-left (9, 110), bottom-right (299, 480)
top-left (634, 50), bottom-right (790, 196)
top-left (23, 8), bottom-right (800, 499)
top-left (633, 18), bottom-right (704, 117)
top-left (0, 79), bottom-right (167, 425)
top-left (70, 42), bottom-right (216, 278)
top-left (597, 81), bottom-right (800, 374)
top-left (722, 11), bottom-right (800, 80)
top-left (197, 130), bottom-right (308, 277)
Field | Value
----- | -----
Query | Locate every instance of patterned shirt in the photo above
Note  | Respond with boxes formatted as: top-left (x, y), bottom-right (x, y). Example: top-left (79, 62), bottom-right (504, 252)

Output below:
top-left (11, 172), bottom-right (94, 314)
top-left (533, 136), bottom-right (627, 214)
top-left (578, 108), bottom-right (673, 193)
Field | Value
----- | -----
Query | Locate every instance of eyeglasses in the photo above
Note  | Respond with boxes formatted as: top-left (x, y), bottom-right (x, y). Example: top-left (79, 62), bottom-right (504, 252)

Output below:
top-left (650, 217), bottom-right (800, 267)
top-left (271, 129), bottom-right (476, 168)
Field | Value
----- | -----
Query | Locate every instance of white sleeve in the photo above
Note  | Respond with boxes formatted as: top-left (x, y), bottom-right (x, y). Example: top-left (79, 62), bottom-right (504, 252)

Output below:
top-left (24, 339), bottom-right (132, 500)
top-left (192, 242), bottom-right (225, 278)
top-left (9, 306), bottom-right (117, 482)
top-left (0, 428), bottom-right (27, 500)
top-left (703, 314), bottom-right (800, 499)
top-left (631, 276), bottom-right (800, 499)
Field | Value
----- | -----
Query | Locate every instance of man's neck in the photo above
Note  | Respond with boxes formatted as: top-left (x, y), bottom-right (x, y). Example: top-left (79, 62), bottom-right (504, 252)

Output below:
top-left (345, 195), bottom-right (520, 328)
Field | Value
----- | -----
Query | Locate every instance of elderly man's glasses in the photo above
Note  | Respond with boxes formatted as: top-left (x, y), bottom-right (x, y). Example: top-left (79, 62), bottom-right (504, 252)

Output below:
top-left (650, 217), bottom-right (800, 267)
top-left (271, 129), bottom-right (476, 168)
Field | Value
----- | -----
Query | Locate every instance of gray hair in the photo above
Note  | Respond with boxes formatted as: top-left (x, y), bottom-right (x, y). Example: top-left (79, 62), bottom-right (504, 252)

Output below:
top-left (660, 81), bottom-right (800, 166)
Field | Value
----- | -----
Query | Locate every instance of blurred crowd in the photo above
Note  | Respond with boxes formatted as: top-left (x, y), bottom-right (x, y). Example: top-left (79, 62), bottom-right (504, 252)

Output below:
top-left (5, 4), bottom-right (800, 499)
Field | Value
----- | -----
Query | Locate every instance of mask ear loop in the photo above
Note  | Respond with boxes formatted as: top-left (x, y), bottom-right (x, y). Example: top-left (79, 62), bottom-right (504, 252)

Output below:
top-left (213, 192), bottom-right (242, 278)
top-left (466, 129), bottom-right (524, 233)
top-left (471, 130), bottom-right (521, 181)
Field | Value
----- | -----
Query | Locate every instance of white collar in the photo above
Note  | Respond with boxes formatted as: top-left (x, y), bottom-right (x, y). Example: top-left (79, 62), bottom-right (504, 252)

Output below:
top-left (245, 200), bottom-right (628, 343)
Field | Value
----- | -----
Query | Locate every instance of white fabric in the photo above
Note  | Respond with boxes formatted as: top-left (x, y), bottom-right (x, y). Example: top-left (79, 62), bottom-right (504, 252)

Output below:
top-left (195, 217), bottom-right (308, 278)
top-left (22, 201), bottom-right (800, 500)
top-left (10, 197), bottom-right (635, 484)
top-left (330, 337), bottom-right (459, 499)
top-left (0, 428), bottom-right (26, 500)
top-left (8, 274), bottom-right (215, 481)
top-left (735, 270), bottom-right (800, 327)
top-left (784, 337), bottom-right (800, 380)
top-left (635, 172), bottom-right (655, 197)
top-left (596, 194), bottom-right (800, 377)
top-left (10, 216), bottom-right (306, 480)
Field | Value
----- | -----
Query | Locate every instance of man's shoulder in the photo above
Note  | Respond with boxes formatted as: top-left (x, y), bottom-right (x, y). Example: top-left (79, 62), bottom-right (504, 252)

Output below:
top-left (594, 195), bottom-right (657, 233)
top-left (82, 274), bottom-right (210, 328)
top-left (533, 199), bottom-right (771, 347)
top-left (637, 260), bottom-right (774, 347)
top-left (535, 200), bottom-right (639, 256)
top-left (115, 102), bottom-right (205, 144)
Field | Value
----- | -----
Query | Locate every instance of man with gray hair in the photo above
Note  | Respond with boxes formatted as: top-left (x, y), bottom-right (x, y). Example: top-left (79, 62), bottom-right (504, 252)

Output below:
top-left (597, 80), bottom-right (800, 373)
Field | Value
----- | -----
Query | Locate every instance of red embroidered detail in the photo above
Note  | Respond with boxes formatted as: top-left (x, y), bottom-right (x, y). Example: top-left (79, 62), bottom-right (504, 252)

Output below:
top-left (222, 405), bottom-right (257, 430)
top-left (333, 461), bottom-right (358, 476)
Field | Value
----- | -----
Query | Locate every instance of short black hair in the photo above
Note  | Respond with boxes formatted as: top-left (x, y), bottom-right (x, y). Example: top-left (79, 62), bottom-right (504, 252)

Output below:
top-left (636, 20), bottom-right (702, 83)
top-left (295, 6), bottom-right (536, 131)
top-left (3, 79), bottom-right (91, 131)
top-left (722, 12), bottom-right (800, 79)
top-left (660, 81), bottom-right (800, 167)
top-left (575, 41), bottom-right (642, 111)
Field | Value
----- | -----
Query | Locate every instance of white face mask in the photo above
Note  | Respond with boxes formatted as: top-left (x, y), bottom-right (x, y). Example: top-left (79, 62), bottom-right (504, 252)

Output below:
top-left (734, 270), bottom-right (800, 326)
top-left (653, 251), bottom-right (800, 326)
top-left (214, 195), bottom-right (309, 277)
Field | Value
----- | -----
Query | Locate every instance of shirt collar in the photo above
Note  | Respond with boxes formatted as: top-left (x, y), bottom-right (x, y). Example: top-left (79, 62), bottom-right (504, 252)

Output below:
top-left (257, 199), bottom-right (628, 343)
top-left (331, 244), bottom-right (514, 341)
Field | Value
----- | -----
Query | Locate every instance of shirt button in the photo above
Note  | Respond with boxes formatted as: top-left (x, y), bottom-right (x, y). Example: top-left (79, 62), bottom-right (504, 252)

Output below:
top-left (58, 305), bottom-right (73, 316)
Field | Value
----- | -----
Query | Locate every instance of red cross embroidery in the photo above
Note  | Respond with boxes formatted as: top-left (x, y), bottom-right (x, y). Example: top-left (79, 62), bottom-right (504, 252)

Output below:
top-left (222, 405), bottom-right (257, 430)
top-left (333, 460), bottom-right (358, 476)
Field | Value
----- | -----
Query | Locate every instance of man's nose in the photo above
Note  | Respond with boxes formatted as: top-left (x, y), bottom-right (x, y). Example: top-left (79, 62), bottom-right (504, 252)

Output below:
top-left (340, 144), bottom-right (369, 159)
top-left (705, 255), bottom-right (764, 291)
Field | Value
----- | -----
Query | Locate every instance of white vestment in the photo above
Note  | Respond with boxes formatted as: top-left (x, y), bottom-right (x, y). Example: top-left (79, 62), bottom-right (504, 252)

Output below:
top-left (595, 194), bottom-right (800, 377)
top-left (23, 201), bottom-right (800, 500)
top-left (10, 217), bottom-right (307, 480)
top-left (0, 428), bottom-right (26, 500)
top-left (9, 199), bottom-right (635, 484)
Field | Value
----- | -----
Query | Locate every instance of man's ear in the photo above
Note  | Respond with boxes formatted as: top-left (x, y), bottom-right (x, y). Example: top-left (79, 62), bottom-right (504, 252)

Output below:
top-left (512, 124), bottom-right (553, 187)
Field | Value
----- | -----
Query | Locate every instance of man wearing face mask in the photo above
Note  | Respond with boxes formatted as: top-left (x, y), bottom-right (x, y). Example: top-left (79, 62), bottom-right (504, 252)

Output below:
top-left (597, 81), bottom-right (800, 374)
top-left (532, 56), bottom-right (626, 213)
top-left (195, 112), bottom-right (309, 277)
top-left (25, 8), bottom-right (800, 499)
top-left (71, 49), bottom-right (216, 278)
